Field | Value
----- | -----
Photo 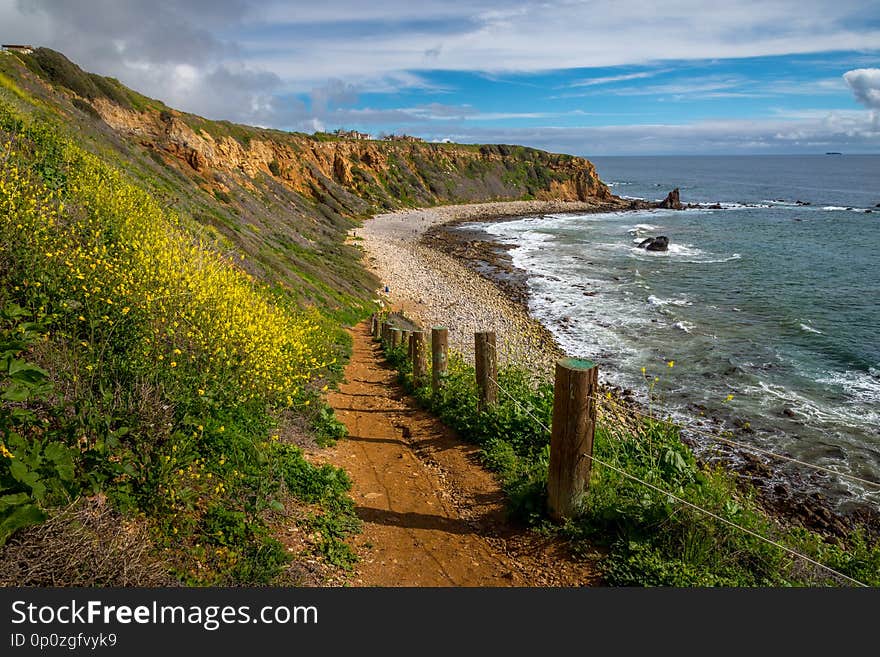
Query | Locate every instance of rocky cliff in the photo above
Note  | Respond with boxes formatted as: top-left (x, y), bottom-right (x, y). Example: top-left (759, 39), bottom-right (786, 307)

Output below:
top-left (90, 97), bottom-right (611, 213)
top-left (1, 48), bottom-right (612, 313)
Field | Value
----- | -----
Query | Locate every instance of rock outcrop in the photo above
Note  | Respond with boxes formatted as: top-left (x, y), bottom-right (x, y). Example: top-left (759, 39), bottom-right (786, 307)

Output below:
top-left (657, 188), bottom-right (683, 210)
top-left (637, 236), bottom-right (670, 251)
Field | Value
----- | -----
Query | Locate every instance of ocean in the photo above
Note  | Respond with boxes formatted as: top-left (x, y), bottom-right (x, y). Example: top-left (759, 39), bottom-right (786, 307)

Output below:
top-left (462, 155), bottom-right (880, 510)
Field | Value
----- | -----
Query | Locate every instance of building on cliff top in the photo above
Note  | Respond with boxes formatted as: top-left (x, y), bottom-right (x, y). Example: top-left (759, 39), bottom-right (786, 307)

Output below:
top-left (1, 44), bottom-right (35, 54)
top-left (384, 134), bottom-right (424, 143)
top-left (333, 129), bottom-right (371, 140)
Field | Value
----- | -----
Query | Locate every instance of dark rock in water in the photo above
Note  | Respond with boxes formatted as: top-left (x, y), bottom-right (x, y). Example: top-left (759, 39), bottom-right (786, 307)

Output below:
top-left (866, 210), bottom-right (873, 213)
top-left (782, 407), bottom-right (797, 418)
top-left (795, 199), bottom-right (811, 206)
top-left (707, 203), bottom-right (722, 209)
top-left (657, 188), bottom-right (683, 210)
top-left (794, 217), bottom-right (803, 222)
top-left (636, 236), bottom-right (670, 251)
top-left (646, 236), bottom-right (669, 251)
top-left (876, 203), bottom-right (880, 208)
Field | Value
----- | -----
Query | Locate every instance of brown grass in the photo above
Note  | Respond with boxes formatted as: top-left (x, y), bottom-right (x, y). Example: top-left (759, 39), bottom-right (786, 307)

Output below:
top-left (0, 495), bottom-right (174, 587)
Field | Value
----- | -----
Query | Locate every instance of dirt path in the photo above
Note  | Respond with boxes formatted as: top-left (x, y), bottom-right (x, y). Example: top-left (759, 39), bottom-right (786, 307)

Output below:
top-left (319, 322), bottom-right (601, 586)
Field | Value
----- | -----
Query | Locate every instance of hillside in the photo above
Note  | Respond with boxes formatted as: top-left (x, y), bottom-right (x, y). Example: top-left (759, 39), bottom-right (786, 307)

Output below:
top-left (0, 47), bottom-right (612, 585)
top-left (4, 48), bottom-right (610, 317)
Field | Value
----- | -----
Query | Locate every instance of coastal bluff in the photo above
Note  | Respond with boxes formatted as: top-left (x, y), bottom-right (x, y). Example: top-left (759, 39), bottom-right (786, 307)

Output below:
top-left (2, 47), bottom-right (614, 312)
top-left (93, 97), bottom-right (613, 210)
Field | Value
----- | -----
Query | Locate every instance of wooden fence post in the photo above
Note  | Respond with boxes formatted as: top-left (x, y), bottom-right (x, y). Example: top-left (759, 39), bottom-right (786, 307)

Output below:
top-left (381, 322), bottom-right (390, 345)
top-left (401, 330), bottom-right (412, 357)
top-left (411, 331), bottom-right (428, 385)
top-left (474, 331), bottom-right (498, 410)
top-left (431, 326), bottom-right (448, 394)
top-left (547, 358), bottom-right (598, 523)
top-left (390, 327), bottom-right (401, 350)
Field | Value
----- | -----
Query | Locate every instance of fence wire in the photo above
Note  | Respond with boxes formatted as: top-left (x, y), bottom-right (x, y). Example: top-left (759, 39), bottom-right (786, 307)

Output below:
top-left (373, 315), bottom-right (872, 587)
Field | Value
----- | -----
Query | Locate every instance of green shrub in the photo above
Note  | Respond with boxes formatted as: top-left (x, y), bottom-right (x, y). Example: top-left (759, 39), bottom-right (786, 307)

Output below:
top-left (378, 332), bottom-right (880, 587)
top-left (71, 97), bottom-right (100, 119)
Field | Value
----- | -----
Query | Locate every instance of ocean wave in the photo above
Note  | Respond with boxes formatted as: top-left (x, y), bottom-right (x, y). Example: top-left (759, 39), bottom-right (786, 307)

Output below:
top-left (648, 295), bottom-right (692, 307)
top-left (821, 206), bottom-right (870, 212)
top-left (682, 253), bottom-right (742, 264)
top-left (754, 379), bottom-right (880, 428)
top-left (628, 223), bottom-right (658, 232)
top-left (799, 323), bottom-right (823, 334)
top-left (815, 369), bottom-right (880, 407)
top-left (673, 321), bottom-right (694, 333)
top-left (629, 243), bottom-right (705, 259)
top-left (717, 202), bottom-right (771, 209)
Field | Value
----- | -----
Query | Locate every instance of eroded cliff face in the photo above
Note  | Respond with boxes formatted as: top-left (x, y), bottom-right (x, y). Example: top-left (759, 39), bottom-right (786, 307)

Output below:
top-left (2, 46), bottom-right (613, 311)
top-left (91, 98), bottom-right (611, 212)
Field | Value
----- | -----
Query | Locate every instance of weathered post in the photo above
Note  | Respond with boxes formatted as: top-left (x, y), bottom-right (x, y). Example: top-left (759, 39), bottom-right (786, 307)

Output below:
top-left (401, 330), bottom-right (412, 357)
top-left (547, 358), bottom-right (599, 523)
top-left (431, 326), bottom-right (448, 394)
top-left (411, 331), bottom-right (428, 386)
top-left (370, 313), bottom-right (376, 337)
top-left (474, 331), bottom-right (498, 410)
top-left (381, 322), bottom-right (390, 346)
top-left (390, 327), bottom-right (402, 350)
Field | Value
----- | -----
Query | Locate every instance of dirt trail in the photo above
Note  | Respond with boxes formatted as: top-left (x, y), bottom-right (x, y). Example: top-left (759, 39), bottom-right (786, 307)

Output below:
top-left (319, 322), bottom-right (600, 587)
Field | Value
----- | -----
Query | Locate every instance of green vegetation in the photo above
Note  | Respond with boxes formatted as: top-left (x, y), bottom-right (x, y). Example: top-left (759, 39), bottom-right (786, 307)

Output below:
top-left (378, 323), bottom-right (880, 587)
top-left (0, 84), bottom-right (359, 584)
top-left (0, 46), bottom-right (614, 586)
top-left (20, 48), bottom-right (156, 112)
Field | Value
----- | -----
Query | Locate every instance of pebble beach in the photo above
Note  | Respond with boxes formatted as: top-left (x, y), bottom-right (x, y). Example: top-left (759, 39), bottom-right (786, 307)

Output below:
top-left (353, 200), bottom-right (611, 378)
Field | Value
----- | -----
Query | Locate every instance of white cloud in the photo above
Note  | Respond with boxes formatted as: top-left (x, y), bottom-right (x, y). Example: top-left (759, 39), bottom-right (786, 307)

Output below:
top-left (424, 112), bottom-right (880, 155)
top-left (7, 1), bottom-right (879, 91)
top-left (569, 71), bottom-right (667, 88)
top-left (2, 1), bottom-right (879, 151)
top-left (844, 68), bottom-right (880, 109)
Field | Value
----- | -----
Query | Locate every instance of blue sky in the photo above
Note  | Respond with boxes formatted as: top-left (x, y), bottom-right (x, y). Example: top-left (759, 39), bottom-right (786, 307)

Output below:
top-left (3, 0), bottom-right (879, 154)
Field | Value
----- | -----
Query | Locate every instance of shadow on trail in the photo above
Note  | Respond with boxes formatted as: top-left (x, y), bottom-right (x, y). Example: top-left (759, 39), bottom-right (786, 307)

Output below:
top-left (355, 507), bottom-right (477, 536)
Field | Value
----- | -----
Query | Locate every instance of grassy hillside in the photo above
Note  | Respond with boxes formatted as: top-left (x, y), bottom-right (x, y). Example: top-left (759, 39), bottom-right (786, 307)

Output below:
top-left (0, 48), bottom-right (612, 585)
top-left (4, 48), bottom-right (609, 319)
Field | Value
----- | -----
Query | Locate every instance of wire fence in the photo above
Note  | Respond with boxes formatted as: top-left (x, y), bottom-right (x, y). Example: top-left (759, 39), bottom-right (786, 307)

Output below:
top-left (374, 313), bottom-right (872, 587)
top-left (472, 330), bottom-right (880, 492)
top-left (484, 370), bottom-right (868, 588)
top-left (588, 392), bottom-right (880, 490)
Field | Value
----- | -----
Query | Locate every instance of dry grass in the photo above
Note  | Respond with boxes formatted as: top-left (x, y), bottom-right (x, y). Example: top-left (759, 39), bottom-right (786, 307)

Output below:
top-left (0, 495), bottom-right (174, 587)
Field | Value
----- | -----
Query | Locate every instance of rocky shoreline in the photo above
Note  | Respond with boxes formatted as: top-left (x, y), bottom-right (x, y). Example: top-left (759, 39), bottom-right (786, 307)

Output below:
top-left (353, 199), bottom-right (625, 378)
top-left (355, 199), bottom-right (879, 540)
